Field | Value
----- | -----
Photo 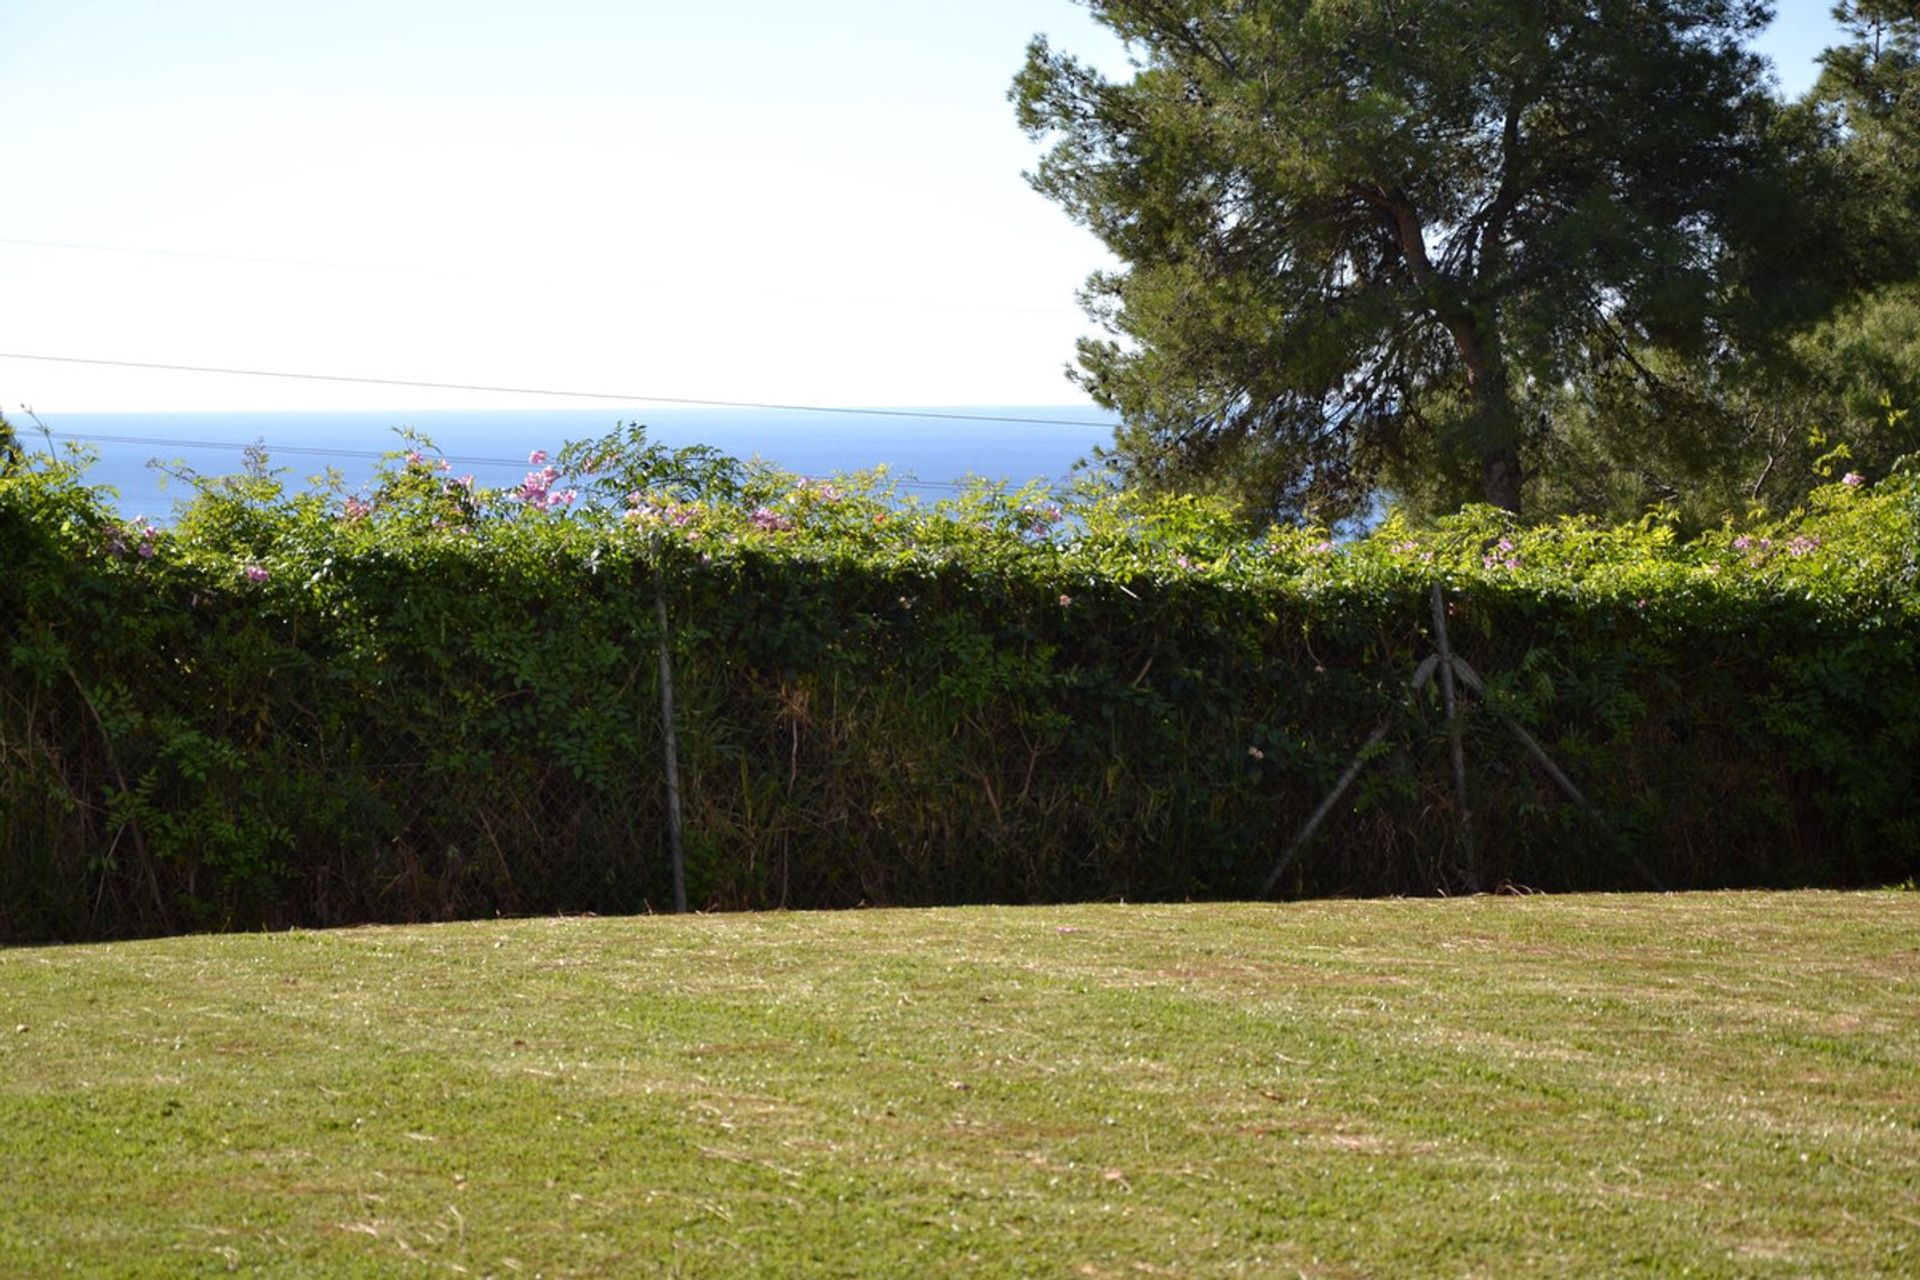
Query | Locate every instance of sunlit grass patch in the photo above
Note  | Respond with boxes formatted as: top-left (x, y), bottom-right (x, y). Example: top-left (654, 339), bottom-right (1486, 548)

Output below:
top-left (2, 892), bottom-right (1916, 1276)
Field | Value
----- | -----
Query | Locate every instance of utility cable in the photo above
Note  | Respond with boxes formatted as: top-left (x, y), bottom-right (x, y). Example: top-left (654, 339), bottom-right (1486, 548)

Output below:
top-left (0, 351), bottom-right (1118, 430)
top-left (40, 430), bottom-right (1056, 493)
top-left (44, 431), bottom-right (527, 468)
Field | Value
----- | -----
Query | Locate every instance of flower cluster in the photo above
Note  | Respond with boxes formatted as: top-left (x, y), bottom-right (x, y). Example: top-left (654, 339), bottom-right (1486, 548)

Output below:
top-left (751, 505), bottom-right (796, 533)
top-left (517, 452), bottom-right (576, 513)
top-left (106, 519), bottom-right (159, 561)
top-left (794, 479), bottom-right (843, 503)
top-left (1023, 503), bottom-right (1065, 538)
top-left (624, 496), bottom-right (700, 527)
top-left (398, 448), bottom-right (450, 473)
top-left (1730, 532), bottom-right (1823, 564)
top-left (1482, 538), bottom-right (1521, 571)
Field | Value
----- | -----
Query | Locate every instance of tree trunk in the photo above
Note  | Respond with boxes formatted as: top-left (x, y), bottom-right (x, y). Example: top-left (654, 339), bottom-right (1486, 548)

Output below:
top-left (1449, 316), bottom-right (1523, 514)
top-left (1480, 441), bottom-right (1523, 513)
top-left (1375, 188), bottom-right (1524, 513)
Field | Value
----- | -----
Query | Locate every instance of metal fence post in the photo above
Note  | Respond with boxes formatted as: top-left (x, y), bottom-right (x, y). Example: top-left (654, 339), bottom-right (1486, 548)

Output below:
top-left (653, 537), bottom-right (688, 913)
top-left (1430, 583), bottom-right (1480, 893)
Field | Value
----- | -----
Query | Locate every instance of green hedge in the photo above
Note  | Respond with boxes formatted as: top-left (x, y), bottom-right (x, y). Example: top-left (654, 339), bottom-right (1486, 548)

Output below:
top-left (3, 427), bottom-right (1916, 941)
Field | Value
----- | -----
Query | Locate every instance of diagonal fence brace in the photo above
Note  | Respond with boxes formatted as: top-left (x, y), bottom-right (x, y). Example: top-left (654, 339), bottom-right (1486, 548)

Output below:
top-left (1259, 654), bottom-right (1438, 897)
top-left (1260, 589), bottom-right (1662, 898)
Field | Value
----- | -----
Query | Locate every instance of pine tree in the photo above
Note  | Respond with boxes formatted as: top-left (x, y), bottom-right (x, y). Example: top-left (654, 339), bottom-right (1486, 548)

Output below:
top-left (1015, 0), bottom-right (1777, 519)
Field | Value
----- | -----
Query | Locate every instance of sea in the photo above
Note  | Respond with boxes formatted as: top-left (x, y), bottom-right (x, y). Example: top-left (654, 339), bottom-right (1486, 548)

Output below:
top-left (23, 406), bottom-right (1119, 520)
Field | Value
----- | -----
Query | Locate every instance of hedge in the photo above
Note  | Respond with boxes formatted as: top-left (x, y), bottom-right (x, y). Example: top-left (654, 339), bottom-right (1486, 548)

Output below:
top-left (3, 426), bottom-right (1916, 941)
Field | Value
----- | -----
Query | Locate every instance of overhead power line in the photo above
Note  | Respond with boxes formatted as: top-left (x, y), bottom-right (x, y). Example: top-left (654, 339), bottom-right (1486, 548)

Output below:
top-left (0, 352), bottom-right (1119, 430)
top-left (40, 431), bottom-right (1052, 494)
top-left (45, 431), bottom-right (527, 468)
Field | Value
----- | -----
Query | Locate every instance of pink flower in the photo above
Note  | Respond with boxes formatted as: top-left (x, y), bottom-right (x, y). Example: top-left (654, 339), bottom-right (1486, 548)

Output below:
top-left (751, 506), bottom-right (794, 533)
top-left (243, 564), bottom-right (270, 583)
top-left (405, 449), bottom-right (424, 466)
top-left (1842, 472), bottom-right (1865, 487)
top-left (516, 467), bottom-right (569, 511)
top-left (528, 449), bottom-right (548, 466)
top-left (1058, 593), bottom-right (1073, 607)
top-left (116, 522), bottom-right (160, 559)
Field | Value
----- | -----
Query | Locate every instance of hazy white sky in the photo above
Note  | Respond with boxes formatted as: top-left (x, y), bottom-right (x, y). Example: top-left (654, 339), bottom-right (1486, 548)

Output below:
top-left (0, 1), bottom-right (1845, 414)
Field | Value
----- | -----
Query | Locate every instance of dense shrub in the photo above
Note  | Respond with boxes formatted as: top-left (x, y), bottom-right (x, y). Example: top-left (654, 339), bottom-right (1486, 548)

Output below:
top-left (3, 428), bottom-right (1916, 941)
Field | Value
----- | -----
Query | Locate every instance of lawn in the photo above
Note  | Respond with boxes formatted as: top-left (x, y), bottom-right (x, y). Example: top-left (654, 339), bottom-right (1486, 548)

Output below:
top-left (2, 892), bottom-right (1916, 1277)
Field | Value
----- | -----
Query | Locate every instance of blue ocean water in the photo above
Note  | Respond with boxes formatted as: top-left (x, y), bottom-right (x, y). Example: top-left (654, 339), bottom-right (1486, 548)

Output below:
top-left (26, 406), bottom-right (1118, 519)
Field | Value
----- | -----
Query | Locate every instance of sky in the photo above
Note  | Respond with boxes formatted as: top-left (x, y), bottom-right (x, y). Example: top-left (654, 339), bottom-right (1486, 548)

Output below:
top-left (0, 0), bottom-right (1849, 415)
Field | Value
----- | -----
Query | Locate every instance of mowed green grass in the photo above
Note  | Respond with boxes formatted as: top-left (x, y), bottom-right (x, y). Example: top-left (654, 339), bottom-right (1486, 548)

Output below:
top-left (2, 894), bottom-right (1916, 1278)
